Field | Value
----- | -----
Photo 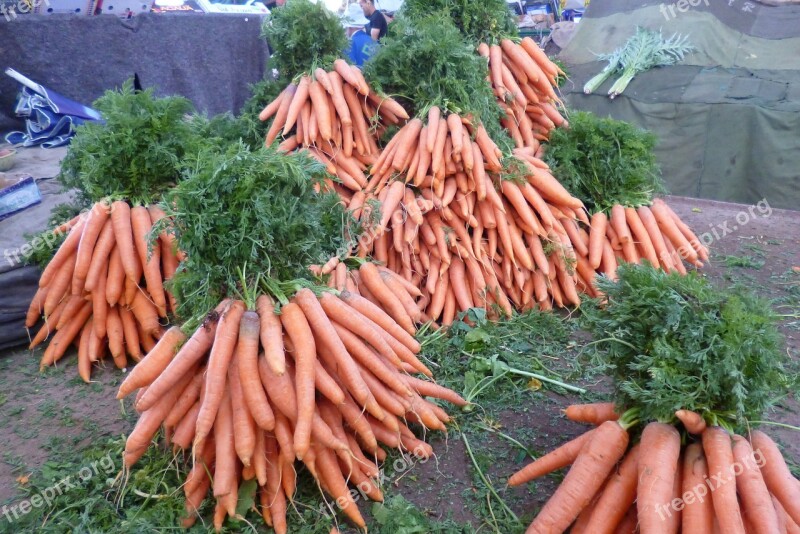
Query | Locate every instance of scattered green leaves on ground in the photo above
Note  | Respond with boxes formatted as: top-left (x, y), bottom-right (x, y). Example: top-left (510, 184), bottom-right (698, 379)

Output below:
top-left (542, 111), bottom-right (663, 212)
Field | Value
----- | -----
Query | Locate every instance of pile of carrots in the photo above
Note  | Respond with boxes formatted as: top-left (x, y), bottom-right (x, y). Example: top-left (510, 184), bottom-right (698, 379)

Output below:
top-left (26, 200), bottom-right (181, 381)
top-left (508, 402), bottom-right (800, 533)
top-left (117, 267), bottom-right (466, 531)
top-left (479, 37), bottom-right (567, 151)
top-left (258, 38), bottom-right (709, 324)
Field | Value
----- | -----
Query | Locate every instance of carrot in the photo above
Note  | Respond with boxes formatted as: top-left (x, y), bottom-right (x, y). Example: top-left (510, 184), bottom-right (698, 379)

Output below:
top-left (136, 305), bottom-right (222, 412)
top-left (228, 351), bottom-right (256, 468)
top-left (624, 207), bottom-right (659, 267)
top-left (118, 325), bottom-right (185, 398)
top-left (124, 369), bottom-right (194, 466)
top-left (316, 446), bottom-right (366, 528)
top-left (401, 374), bottom-right (467, 406)
top-left (258, 353), bottom-right (298, 423)
top-left (195, 300), bottom-right (245, 446)
top-left (489, 44), bottom-right (506, 94)
top-left (129, 290), bottom-right (160, 338)
top-left (675, 409), bottom-right (707, 435)
top-left (679, 442), bottom-right (715, 534)
top-left (258, 90), bottom-right (284, 121)
top-left (308, 80), bottom-right (333, 141)
top-left (105, 245), bottom-right (125, 307)
top-left (108, 201), bottom-right (139, 286)
top-left (77, 318), bottom-right (93, 383)
top-left (39, 301), bottom-right (92, 369)
top-left (358, 263), bottom-right (415, 335)
top-left (91, 263), bottom-right (108, 339)
top-left (425, 106), bottom-right (441, 152)
top-left (731, 434), bottom-right (780, 534)
top-left (118, 305), bottom-right (142, 362)
top-left (637, 422), bottom-right (682, 534)
top-left (378, 181), bottom-right (406, 232)
top-left (635, 205), bottom-right (674, 271)
top-left (528, 420), bottom-right (630, 533)
top-left (43, 252), bottom-right (76, 317)
top-left (164, 368), bottom-right (204, 428)
top-left (278, 300), bottom-right (316, 460)
top-left (651, 202), bottom-right (699, 264)
top-left (501, 39), bottom-right (542, 84)
top-left (702, 426), bottom-right (746, 534)
top-left (72, 201), bottom-right (110, 295)
top-left (237, 310), bottom-right (275, 431)
top-left (565, 402), bottom-right (619, 425)
top-left (585, 445), bottom-right (640, 534)
top-left (264, 434), bottom-right (288, 534)
top-left (83, 219), bottom-right (115, 294)
top-left (107, 306), bottom-right (126, 368)
top-left (525, 164), bottom-right (582, 210)
top-left (212, 388), bottom-right (236, 501)
top-left (284, 75), bottom-right (310, 134)
top-left (588, 212), bottom-right (607, 269)
top-left (750, 430), bottom-right (800, 526)
top-left (508, 429), bottom-right (596, 486)
top-left (255, 294), bottom-right (285, 376)
top-left (130, 206), bottom-right (166, 317)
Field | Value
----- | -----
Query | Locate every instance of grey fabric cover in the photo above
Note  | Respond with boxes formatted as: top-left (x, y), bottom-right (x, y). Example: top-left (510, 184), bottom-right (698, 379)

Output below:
top-left (0, 13), bottom-right (270, 133)
top-left (558, 1), bottom-right (800, 210)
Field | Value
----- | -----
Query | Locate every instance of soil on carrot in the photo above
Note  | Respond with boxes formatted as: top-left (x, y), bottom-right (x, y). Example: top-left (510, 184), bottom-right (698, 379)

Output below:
top-left (0, 196), bottom-right (797, 533)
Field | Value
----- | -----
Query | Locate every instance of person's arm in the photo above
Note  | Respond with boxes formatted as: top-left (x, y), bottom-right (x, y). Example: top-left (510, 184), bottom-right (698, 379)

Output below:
top-left (370, 27), bottom-right (381, 41)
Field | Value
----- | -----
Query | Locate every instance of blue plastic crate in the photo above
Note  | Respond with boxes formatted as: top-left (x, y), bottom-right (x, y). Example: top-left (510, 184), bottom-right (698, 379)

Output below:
top-left (0, 176), bottom-right (42, 221)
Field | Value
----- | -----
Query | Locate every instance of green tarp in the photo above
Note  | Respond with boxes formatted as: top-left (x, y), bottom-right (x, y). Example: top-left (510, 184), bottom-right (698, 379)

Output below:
top-left (558, 1), bottom-right (800, 210)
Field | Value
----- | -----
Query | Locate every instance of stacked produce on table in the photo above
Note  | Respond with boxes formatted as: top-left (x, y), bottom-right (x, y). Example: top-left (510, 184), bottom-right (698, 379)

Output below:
top-left (509, 265), bottom-right (798, 533)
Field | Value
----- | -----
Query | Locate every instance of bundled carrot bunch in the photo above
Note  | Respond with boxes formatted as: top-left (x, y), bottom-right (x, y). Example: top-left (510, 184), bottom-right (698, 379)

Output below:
top-left (508, 403), bottom-right (800, 534)
top-left (478, 37), bottom-right (567, 150)
top-left (26, 200), bottom-right (180, 381)
top-left (117, 275), bottom-right (465, 531)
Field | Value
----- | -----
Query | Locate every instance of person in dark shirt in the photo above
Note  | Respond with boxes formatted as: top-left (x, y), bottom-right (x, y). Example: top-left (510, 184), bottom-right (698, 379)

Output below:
top-left (359, 0), bottom-right (387, 42)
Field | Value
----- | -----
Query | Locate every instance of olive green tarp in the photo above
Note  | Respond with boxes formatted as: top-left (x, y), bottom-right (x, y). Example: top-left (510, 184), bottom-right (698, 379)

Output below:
top-left (557, 1), bottom-right (800, 210)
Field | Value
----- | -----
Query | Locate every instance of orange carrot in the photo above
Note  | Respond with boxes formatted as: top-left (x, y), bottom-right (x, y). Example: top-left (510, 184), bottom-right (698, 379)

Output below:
top-left (130, 206), bottom-right (166, 317)
top-left (358, 263), bottom-right (414, 334)
top-left (164, 368), bottom-right (204, 428)
top-left (72, 201), bottom-right (110, 295)
top-left (584, 445), bottom-right (640, 534)
top-left (750, 430), bottom-right (800, 526)
top-left (588, 212), bottom-right (607, 269)
top-left (195, 300), bottom-right (245, 446)
top-left (228, 351), bottom-right (256, 467)
top-left (681, 442), bottom-right (714, 534)
top-left (702, 426), bottom-right (746, 534)
top-left (118, 305), bottom-right (142, 362)
top-left (675, 409), bottom-right (707, 435)
top-left (279, 300), bottom-right (316, 460)
top-left (256, 294), bottom-right (285, 376)
top-left (135, 305), bottom-right (222, 412)
top-left (528, 421), bottom-right (630, 533)
top-left (212, 388), bottom-right (236, 501)
top-left (84, 219), bottom-right (115, 293)
top-left (565, 402), bottom-right (619, 425)
top-left (508, 429), bottom-right (596, 486)
top-left (732, 434), bottom-right (781, 534)
top-left (284, 75), bottom-right (310, 134)
top-left (118, 326), bottom-right (185, 398)
top-left (39, 301), bottom-right (91, 369)
top-left (637, 422), bottom-right (682, 534)
top-left (237, 310), bottom-right (275, 431)
top-left (107, 305), bottom-right (126, 368)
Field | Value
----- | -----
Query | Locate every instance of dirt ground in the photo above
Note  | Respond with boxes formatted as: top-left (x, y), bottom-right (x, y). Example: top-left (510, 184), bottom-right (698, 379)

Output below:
top-left (0, 196), bottom-right (797, 532)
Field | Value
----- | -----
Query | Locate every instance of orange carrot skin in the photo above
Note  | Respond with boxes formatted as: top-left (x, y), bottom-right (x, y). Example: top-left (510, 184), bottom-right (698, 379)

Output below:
top-left (637, 422), bottom-right (682, 534)
top-left (564, 402), bottom-right (619, 425)
top-left (750, 430), bottom-right (800, 526)
top-left (237, 310), bottom-right (275, 431)
top-left (584, 445), bottom-right (640, 534)
top-left (195, 300), bottom-right (245, 446)
top-left (732, 434), bottom-right (781, 534)
top-left (508, 429), bottom-right (595, 487)
top-left (527, 420), bottom-right (629, 533)
top-left (279, 300), bottom-right (316, 461)
top-left (681, 442), bottom-right (714, 534)
top-left (702, 426), bottom-right (746, 534)
top-left (675, 409), bottom-right (707, 435)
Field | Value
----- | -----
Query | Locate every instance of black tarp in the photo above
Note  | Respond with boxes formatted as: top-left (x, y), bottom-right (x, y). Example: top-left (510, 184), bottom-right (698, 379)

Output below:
top-left (0, 13), bottom-right (270, 133)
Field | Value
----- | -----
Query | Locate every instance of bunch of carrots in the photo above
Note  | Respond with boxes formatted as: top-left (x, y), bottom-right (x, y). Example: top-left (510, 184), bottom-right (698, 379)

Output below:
top-left (478, 37), bottom-right (567, 151)
top-left (259, 42), bottom-right (709, 324)
top-left (508, 402), bottom-right (800, 534)
top-left (26, 200), bottom-right (181, 381)
top-left (117, 268), bottom-right (466, 531)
